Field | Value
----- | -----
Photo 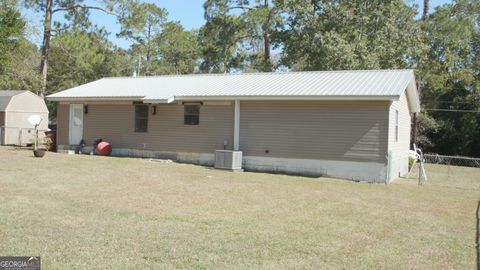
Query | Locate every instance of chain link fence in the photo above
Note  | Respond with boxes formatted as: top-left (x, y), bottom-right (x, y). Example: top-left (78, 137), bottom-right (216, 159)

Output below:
top-left (423, 154), bottom-right (480, 168)
top-left (0, 126), bottom-right (47, 146)
top-left (406, 154), bottom-right (480, 189)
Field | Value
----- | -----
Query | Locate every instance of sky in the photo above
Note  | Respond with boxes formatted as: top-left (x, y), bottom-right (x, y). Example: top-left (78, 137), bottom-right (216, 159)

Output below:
top-left (89, 0), bottom-right (207, 48)
top-left (23, 0), bottom-right (452, 49)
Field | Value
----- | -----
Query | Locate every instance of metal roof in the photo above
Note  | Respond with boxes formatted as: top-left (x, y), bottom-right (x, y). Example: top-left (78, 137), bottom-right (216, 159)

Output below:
top-left (47, 70), bottom-right (420, 111)
top-left (0, 90), bottom-right (28, 111)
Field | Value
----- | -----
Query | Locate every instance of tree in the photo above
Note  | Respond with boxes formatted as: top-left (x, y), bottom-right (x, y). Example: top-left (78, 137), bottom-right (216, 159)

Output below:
top-left (417, 0), bottom-right (480, 157)
top-left (199, 13), bottom-right (246, 73)
top-left (241, 0), bottom-right (279, 71)
top-left (0, 3), bottom-right (25, 74)
top-left (47, 30), bottom-right (127, 93)
top-left (24, 0), bottom-right (135, 97)
top-left (46, 28), bottom-right (131, 119)
top-left (422, 0), bottom-right (429, 20)
top-left (0, 39), bottom-right (42, 91)
top-left (153, 22), bottom-right (199, 74)
top-left (0, 2), bottom-right (41, 91)
top-left (275, 0), bottom-right (423, 71)
top-left (200, 0), bottom-right (280, 72)
top-left (118, 3), bottom-right (167, 75)
top-left (413, 112), bottom-right (438, 150)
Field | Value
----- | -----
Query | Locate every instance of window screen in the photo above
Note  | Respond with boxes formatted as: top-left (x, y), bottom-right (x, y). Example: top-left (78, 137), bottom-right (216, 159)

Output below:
top-left (135, 105), bottom-right (148, 132)
top-left (184, 105), bottom-right (200, 125)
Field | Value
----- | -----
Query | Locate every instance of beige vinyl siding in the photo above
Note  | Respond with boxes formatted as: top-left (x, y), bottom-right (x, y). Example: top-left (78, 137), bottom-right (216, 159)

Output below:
top-left (239, 101), bottom-right (389, 163)
top-left (56, 104), bottom-right (70, 146)
top-left (388, 91), bottom-right (411, 179)
top-left (0, 112), bottom-right (4, 144)
top-left (388, 92), bottom-right (411, 156)
top-left (82, 104), bottom-right (234, 153)
top-left (57, 101), bottom-right (392, 165)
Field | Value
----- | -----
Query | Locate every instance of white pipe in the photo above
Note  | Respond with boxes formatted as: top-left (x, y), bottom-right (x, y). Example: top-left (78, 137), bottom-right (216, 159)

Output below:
top-left (234, 100), bottom-right (240, 151)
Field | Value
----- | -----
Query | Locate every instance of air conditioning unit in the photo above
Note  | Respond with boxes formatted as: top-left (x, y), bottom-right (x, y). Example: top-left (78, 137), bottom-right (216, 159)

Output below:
top-left (215, 150), bottom-right (243, 171)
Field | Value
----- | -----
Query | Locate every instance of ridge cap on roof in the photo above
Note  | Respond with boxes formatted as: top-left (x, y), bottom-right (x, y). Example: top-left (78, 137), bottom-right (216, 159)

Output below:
top-left (100, 69), bottom-right (414, 80)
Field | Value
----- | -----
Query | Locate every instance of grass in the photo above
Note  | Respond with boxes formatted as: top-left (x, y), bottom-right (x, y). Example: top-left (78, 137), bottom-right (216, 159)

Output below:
top-left (0, 146), bottom-right (479, 269)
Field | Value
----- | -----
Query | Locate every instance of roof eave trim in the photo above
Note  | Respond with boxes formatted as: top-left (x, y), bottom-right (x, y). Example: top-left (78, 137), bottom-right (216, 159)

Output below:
top-left (46, 96), bottom-right (144, 102)
top-left (142, 99), bottom-right (170, 104)
top-left (169, 95), bottom-right (400, 102)
top-left (49, 95), bottom-right (401, 103)
top-left (405, 77), bottom-right (421, 113)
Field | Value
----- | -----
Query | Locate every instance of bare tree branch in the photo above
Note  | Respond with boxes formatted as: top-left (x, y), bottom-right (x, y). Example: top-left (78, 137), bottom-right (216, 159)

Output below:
top-left (229, 6), bottom-right (254, 11)
top-left (52, 5), bottom-right (118, 17)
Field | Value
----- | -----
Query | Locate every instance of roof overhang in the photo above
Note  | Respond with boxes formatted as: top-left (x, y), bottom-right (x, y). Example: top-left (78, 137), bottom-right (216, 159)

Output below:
top-left (142, 95), bottom-right (401, 104)
top-left (405, 76), bottom-right (421, 113)
top-left (46, 96), bottom-right (144, 102)
top-left (49, 95), bottom-right (402, 104)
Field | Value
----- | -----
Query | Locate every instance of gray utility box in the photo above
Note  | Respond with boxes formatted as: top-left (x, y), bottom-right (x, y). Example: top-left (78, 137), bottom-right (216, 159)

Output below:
top-left (215, 150), bottom-right (243, 171)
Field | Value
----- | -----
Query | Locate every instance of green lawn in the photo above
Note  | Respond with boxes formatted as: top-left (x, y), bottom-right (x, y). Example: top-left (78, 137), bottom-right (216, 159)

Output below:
top-left (0, 147), bottom-right (478, 269)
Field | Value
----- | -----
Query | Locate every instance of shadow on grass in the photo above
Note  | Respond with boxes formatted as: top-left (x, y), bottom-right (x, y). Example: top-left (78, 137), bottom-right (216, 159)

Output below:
top-left (202, 165), bottom-right (325, 179)
top-left (6, 146), bottom-right (31, 151)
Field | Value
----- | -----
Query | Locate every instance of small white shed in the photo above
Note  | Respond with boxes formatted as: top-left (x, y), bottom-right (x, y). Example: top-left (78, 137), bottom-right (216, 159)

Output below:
top-left (0, 90), bottom-right (49, 145)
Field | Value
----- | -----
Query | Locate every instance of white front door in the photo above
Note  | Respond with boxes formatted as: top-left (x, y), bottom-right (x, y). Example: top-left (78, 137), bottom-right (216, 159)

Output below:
top-left (69, 104), bottom-right (84, 145)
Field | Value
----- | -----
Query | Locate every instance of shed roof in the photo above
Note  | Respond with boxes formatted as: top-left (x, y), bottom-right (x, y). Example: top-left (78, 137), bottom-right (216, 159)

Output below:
top-left (0, 90), bottom-right (48, 113)
top-left (0, 90), bottom-right (28, 111)
top-left (47, 70), bottom-right (420, 112)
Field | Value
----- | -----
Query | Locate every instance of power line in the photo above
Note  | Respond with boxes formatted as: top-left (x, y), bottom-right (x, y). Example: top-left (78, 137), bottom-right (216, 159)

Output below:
top-left (423, 108), bottom-right (480, 113)
top-left (423, 101), bottom-right (478, 104)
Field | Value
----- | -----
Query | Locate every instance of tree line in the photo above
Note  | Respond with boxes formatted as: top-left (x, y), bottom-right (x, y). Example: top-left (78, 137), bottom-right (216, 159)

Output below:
top-left (0, 0), bottom-right (479, 157)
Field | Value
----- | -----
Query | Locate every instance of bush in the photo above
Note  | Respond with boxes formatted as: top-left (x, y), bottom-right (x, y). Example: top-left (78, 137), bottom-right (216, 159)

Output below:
top-left (408, 156), bottom-right (415, 171)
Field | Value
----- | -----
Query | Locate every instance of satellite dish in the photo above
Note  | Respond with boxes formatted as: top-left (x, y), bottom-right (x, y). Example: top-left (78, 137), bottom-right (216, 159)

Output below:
top-left (28, 115), bottom-right (43, 126)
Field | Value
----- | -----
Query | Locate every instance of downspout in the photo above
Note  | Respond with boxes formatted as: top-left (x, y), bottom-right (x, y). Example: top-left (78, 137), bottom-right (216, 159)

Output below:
top-left (386, 151), bottom-right (392, 184)
top-left (385, 100), bottom-right (393, 184)
top-left (2, 112), bottom-right (6, 145)
top-left (412, 112), bottom-right (417, 148)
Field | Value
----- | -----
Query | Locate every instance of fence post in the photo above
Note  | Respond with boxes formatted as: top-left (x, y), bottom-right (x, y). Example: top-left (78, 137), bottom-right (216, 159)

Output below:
top-left (448, 160), bottom-right (451, 181)
top-left (386, 151), bottom-right (392, 184)
top-left (17, 128), bottom-right (22, 145)
top-left (419, 152), bottom-right (427, 185)
top-left (476, 200), bottom-right (480, 270)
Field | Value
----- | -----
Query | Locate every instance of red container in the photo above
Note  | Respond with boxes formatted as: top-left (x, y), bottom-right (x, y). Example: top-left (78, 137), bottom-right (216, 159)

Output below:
top-left (96, 141), bottom-right (112, 156)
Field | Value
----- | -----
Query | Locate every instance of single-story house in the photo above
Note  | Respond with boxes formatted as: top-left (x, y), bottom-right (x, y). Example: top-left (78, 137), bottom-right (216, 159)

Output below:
top-left (0, 90), bottom-right (49, 145)
top-left (46, 70), bottom-right (420, 183)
